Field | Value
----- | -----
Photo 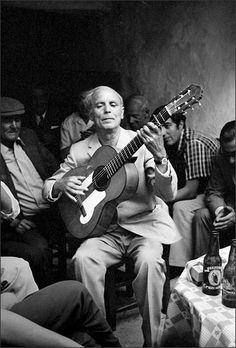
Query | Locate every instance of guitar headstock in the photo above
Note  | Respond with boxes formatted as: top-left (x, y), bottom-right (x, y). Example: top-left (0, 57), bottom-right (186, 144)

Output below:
top-left (166, 84), bottom-right (203, 116)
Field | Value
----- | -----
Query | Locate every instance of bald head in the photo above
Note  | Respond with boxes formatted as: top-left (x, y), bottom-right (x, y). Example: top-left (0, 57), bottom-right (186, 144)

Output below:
top-left (91, 86), bottom-right (123, 106)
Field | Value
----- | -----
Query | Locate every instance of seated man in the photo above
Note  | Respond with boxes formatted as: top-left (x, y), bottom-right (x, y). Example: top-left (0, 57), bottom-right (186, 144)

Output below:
top-left (23, 85), bottom-right (63, 161)
top-left (60, 89), bottom-right (94, 160)
top-left (0, 96), bottom-right (64, 288)
top-left (43, 85), bottom-right (180, 347)
top-left (155, 106), bottom-right (219, 273)
top-left (1, 257), bottom-right (121, 347)
top-left (193, 120), bottom-right (235, 258)
top-left (124, 94), bottom-right (150, 131)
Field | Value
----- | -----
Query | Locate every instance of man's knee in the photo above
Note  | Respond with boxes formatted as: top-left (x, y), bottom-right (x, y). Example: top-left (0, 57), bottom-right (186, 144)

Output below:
top-left (194, 207), bottom-right (211, 223)
top-left (172, 200), bottom-right (193, 218)
top-left (135, 243), bottom-right (164, 272)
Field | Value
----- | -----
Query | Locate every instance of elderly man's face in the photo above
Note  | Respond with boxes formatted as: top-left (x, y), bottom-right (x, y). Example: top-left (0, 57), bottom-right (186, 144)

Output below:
top-left (1, 115), bottom-right (22, 145)
top-left (126, 100), bottom-right (149, 131)
top-left (90, 87), bottom-right (124, 131)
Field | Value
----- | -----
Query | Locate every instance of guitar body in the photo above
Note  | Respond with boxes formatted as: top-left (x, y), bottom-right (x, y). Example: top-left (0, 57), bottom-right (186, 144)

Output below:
top-left (58, 146), bottom-right (139, 239)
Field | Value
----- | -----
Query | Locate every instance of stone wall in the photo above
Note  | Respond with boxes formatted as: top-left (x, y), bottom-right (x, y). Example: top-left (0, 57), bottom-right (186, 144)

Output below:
top-left (101, 1), bottom-right (235, 137)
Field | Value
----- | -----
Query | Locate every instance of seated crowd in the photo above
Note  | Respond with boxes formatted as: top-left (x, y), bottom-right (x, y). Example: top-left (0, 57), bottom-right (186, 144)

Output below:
top-left (1, 86), bottom-right (235, 347)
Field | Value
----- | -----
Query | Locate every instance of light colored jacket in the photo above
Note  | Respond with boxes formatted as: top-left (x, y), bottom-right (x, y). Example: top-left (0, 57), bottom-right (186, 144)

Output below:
top-left (43, 127), bottom-right (181, 244)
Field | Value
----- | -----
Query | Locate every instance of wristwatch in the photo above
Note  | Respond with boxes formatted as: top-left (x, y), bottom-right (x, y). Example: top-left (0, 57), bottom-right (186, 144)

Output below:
top-left (155, 157), bottom-right (168, 165)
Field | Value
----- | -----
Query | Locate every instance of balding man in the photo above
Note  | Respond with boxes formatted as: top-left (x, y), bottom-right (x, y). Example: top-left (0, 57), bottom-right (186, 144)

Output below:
top-left (124, 94), bottom-right (150, 131)
top-left (43, 86), bottom-right (180, 347)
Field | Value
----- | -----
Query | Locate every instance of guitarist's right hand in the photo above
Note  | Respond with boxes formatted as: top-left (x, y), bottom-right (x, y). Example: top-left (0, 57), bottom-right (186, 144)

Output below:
top-left (52, 176), bottom-right (88, 202)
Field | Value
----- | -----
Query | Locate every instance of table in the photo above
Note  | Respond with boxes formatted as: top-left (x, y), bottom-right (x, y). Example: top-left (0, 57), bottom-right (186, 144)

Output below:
top-left (161, 247), bottom-right (235, 347)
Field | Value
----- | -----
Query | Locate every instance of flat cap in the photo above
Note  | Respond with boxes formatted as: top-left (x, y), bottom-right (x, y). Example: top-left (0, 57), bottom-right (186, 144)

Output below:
top-left (1, 97), bottom-right (25, 116)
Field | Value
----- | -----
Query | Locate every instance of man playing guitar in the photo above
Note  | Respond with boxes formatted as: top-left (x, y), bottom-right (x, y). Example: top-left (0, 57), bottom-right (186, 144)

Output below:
top-left (43, 86), bottom-right (180, 347)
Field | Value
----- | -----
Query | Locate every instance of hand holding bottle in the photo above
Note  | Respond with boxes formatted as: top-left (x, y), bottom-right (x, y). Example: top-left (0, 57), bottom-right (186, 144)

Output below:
top-left (213, 206), bottom-right (235, 231)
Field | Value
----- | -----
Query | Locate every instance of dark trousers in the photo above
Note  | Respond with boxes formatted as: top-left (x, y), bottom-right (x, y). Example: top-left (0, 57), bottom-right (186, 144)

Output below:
top-left (10, 280), bottom-right (121, 347)
top-left (192, 207), bottom-right (234, 259)
top-left (1, 205), bottom-right (66, 288)
top-left (1, 225), bottom-right (51, 289)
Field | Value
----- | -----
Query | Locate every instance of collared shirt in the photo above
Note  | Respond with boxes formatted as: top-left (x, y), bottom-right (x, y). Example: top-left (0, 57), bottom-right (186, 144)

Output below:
top-left (35, 110), bottom-right (46, 126)
top-left (1, 139), bottom-right (50, 216)
top-left (178, 127), bottom-right (219, 181)
top-left (60, 112), bottom-right (94, 150)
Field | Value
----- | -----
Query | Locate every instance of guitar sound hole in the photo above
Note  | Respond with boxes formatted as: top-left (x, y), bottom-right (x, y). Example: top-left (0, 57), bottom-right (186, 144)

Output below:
top-left (93, 166), bottom-right (110, 191)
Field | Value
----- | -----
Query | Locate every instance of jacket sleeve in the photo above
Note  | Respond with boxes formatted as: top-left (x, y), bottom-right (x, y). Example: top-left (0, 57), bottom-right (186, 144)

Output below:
top-left (144, 151), bottom-right (178, 203)
top-left (205, 158), bottom-right (227, 215)
top-left (36, 136), bottom-right (59, 176)
top-left (153, 161), bottom-right (178, 202)
top-left (42, 143), bottom-right (84, 202)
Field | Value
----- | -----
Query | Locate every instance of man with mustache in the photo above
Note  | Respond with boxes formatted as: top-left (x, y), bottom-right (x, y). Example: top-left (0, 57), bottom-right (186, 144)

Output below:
top-left (154, 106), bottom-right (219, 276)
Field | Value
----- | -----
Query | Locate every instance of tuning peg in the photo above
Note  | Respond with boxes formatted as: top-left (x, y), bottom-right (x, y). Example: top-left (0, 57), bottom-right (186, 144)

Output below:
top-left (187, 89), bottom-right (190, 94)
top-left (198, 102), bottom-right (201, 106)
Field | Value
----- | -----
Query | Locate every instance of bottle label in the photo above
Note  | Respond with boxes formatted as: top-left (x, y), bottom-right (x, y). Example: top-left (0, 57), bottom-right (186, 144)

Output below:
top-left (203, 267), bottom-right (222, 289)
top-left (222, 279), bottom-right (236, 295)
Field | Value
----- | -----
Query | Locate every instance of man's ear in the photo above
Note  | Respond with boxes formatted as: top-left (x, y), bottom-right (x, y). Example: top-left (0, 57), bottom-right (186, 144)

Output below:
top-left (179, 120), bottom-right (184, 129)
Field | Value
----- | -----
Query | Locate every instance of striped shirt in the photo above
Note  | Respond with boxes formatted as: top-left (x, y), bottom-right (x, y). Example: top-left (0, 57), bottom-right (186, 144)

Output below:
top-left (179, 128), bottom-right (219, 182)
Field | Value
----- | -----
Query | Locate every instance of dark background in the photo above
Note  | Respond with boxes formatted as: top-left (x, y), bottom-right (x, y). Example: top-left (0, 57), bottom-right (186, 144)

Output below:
top-left (1, 1), bottom-right (235, 132)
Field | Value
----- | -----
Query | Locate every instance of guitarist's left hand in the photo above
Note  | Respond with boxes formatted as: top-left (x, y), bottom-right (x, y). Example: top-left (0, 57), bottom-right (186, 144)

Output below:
top-left (137, 122), bottom-right (167, 164)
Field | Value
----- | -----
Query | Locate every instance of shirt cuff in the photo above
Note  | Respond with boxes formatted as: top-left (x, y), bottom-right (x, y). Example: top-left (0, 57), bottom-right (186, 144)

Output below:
top-left (155, 160), bottom-right (171, 177)
top-left (48, 184), bottom-right (62, 202)
top-left (215, 206), bottom-right (224, 216)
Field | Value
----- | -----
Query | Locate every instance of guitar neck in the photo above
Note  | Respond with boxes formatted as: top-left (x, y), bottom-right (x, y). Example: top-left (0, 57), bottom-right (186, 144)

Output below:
top-left (106, 134), bottom-right (143, 178)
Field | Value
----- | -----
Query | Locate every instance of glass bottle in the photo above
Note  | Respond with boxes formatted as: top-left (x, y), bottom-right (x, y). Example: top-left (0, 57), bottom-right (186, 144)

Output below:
top-left (202, 231), bottom-right (222, 295)
top-left (222, 239), bottom-right (236, 308)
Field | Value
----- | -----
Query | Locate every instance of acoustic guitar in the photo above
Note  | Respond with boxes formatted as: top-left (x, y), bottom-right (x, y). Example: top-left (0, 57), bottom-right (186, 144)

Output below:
top-left (59, 84), bottom-right (203, 239)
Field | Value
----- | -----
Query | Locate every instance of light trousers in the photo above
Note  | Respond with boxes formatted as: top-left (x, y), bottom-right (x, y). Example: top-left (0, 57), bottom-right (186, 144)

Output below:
top-left (169, 194), bottom-right (205, 267)
top-left (73, 229), bottom-right (166, 347)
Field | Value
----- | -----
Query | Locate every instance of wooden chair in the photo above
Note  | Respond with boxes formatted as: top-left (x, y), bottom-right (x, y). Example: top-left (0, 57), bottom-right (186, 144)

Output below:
top-left (104, 244), bottom-right (170, 331)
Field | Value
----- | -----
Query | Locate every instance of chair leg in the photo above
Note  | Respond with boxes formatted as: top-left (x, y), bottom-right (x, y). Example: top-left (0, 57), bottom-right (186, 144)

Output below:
top-left (162, 244), bottom-right (170, 314)
top-left (58, 240), bottom-right (67, 280)
top-left (125, 258), bottom-right (134, 297)
top-left (105, 267), bottom-right (117, 331)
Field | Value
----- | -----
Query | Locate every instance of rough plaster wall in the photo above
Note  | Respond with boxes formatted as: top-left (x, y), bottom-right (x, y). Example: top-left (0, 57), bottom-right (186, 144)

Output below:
top-left (101, 1), bottom-right (235, 138)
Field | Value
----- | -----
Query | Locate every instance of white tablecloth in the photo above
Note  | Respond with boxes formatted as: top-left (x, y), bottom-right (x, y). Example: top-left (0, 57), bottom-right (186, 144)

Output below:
top-left (161, 247), bottom-right (235, 347)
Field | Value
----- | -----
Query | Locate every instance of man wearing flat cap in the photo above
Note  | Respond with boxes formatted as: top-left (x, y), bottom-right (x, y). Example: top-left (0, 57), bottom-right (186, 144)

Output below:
top-left (0, 97), bottom-right (64, 288)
